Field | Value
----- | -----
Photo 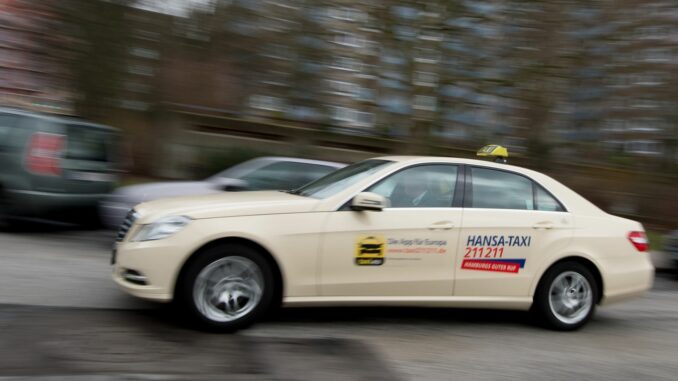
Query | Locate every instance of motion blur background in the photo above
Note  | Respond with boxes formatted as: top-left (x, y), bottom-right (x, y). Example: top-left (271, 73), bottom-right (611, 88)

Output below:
top-left (1, 0), bottom-right (677, 234)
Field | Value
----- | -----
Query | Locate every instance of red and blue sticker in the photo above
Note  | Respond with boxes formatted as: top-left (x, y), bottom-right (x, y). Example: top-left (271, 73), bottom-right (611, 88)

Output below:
top-left (461, 258), bottom-right (526, 274)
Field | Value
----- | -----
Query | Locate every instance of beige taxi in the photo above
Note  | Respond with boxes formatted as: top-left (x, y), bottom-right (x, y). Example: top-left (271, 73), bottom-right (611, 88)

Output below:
top-left (112, 156), bottom-right (654, 331)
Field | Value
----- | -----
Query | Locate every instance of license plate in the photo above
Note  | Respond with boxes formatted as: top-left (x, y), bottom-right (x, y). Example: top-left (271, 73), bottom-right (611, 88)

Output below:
top-left (67, 171), bottom-right (114, 182)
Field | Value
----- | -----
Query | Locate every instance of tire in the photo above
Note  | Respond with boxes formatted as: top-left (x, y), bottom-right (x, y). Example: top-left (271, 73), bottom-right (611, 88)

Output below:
top-left (175, 243), bottom-right (276, 332)
top-left (532, 262), bottom-right (598, 331)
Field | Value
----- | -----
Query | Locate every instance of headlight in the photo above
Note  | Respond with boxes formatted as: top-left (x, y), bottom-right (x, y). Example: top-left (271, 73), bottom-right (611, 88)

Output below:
top-left (132, 215), bottom-right (191, 242)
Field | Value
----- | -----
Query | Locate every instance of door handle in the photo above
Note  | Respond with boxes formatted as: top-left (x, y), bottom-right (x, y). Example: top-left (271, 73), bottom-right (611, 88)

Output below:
top-left (533, 221), bottom-right (554, 230)
top-left (428, 221), bottom-right (454, 230)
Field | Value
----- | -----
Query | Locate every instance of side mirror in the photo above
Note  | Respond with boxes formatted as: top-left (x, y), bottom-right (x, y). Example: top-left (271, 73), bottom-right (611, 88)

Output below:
top-left (351, 192), bottom-right (389, 211)
top-left (213, 178), bottom-right (249, 192)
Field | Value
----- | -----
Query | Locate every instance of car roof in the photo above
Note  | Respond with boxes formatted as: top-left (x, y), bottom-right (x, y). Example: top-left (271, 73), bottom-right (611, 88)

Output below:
top-left (374, 155), bottom-right (537, 174)
top-left (257, 156), bottom-right (346, 168)
top-left (0, 107), bottom-right (116, 132)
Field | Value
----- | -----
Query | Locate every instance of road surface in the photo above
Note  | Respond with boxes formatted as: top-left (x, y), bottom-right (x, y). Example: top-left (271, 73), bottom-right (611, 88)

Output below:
top-left (1, 227), bottom-right (677, 380)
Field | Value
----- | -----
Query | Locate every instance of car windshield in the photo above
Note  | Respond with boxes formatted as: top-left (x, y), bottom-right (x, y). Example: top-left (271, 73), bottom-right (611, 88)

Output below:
top-left (237, 161), bottom-right (338, 190)
top-left (208, 159), bottom-right (270, 181)
top-left (207, 158), bottom-right (339, 190)
top-left (291, 159), bottom-right (393, 199)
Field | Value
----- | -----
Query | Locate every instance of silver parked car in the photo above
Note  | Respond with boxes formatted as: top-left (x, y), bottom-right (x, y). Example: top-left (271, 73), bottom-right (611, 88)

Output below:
top-left (99, 156), bottom-right (345, 229)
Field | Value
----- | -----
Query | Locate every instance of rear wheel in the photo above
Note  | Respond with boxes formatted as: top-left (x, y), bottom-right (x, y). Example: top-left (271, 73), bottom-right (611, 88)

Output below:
top-left (176, 243), bottom-right (275, 332)
top-left (533, 262), bottom-right (598, 331)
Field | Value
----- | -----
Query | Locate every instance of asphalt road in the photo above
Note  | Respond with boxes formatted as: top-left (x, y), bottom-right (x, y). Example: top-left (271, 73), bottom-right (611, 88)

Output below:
top-left (1, 227), bottom-right (678, 381)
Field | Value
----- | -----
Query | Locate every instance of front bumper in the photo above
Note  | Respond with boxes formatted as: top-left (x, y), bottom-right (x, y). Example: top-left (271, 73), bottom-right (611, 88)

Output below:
top-left (112, 230), bottom-right (198, 302)
top-left (113, 268), bottom-right (172, 302)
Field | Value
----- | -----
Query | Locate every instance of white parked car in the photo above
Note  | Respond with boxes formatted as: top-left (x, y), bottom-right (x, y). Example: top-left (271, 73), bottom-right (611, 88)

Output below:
top-left (112, 156), bottom-right (654, 331)
top-left (100, 157), bottom-right (345, 229)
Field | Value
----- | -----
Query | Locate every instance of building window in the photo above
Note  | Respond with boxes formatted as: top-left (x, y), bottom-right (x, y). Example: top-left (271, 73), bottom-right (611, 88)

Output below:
top-left (634, 72), bottom-right (664, 85)
top-left (414, 47), bottom-right (440, 64)
top-left (329, 56), bottom-right (362, 72)
top-left (636, 25), bottom-right (670, 39)
top-left (249, 95), bottom-right (284, 112)
top-left (633, 98), bottom-right (660, 109)
top-left (629, 118), bottom-right (664, 132)
top-left (129, 47), bottom-right (159, 60)
top-left (331, 106), bottom-right (374, 127)
top-left (330, 7), bottom-right (365, 22)
top-left (602, 119), bottom-right (625, 132)
top-left (414, 95), bottom-right (437, 111)
top-left (124, 81), bottom-right (151, 94)
top-left (414, 71), bottom-right (438, 87)
top-left (625, 140), bottom-right (662, 155)
top-left (334, 32), bottom-right (365, 48)
top-left (327, 80), bottom-right (360, 97)
top-left (644, 48), bottom-right (672, 62)
top-left (127, 64), bottom-right (154, 76)
top-left (418, 32), bottom-right (443, 42)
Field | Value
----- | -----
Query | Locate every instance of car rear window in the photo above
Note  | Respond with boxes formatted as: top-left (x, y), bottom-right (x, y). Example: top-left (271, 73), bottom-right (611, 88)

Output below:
top-left (65, 124), bottom-right (113, 162)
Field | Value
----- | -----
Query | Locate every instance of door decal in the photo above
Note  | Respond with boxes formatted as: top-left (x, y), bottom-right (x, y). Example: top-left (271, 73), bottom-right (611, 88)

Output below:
top-left (355, 236), bottom-right (386, 266)
top-left (461, 258), bottom-right (526, 273)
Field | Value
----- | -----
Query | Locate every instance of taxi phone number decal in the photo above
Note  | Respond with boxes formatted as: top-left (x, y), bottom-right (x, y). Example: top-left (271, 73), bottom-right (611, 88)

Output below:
top-left (461, 235), bottom-right (530, 274)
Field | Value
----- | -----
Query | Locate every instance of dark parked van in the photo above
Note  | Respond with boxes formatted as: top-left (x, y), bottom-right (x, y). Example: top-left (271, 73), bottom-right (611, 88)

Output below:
top-left (0, 108), bottom-right (119, 224)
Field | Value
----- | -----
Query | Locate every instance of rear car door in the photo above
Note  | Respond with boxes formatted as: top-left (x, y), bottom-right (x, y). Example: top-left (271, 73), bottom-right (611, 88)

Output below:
top-left (320, 164), bottom-right (463, 296)
top-left (59, 123), bottom-right (118, 194)
top-left (454, 166), bottom-right (573, 298)
top-left (23, 119), bottom-right (118, 194)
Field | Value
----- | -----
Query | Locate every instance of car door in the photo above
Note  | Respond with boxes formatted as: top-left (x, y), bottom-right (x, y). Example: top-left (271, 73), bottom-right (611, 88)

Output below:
top-left (319, 164), bottom-right (463, 297)
top-left (454, 166), bottom-right (573, 297)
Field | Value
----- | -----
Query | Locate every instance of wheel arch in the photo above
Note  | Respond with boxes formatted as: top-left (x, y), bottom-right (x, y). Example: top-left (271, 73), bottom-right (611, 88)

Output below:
top-left (173, 236), bottom-right (284, 306)
top-left (533, 256), bottom-right (604, 304)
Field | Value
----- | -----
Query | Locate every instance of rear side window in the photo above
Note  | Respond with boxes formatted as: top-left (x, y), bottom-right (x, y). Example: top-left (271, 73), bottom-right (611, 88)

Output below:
top-left (536, 185), bottom-right (564, 212)
top-left (470, 167), bottom-right (534, 210)
top-left (468, 167), bottom-right (564, 212)
top-left (0, 114), bottom-right (18, 141)
top-left (65, 124), bottom-right (112, 162)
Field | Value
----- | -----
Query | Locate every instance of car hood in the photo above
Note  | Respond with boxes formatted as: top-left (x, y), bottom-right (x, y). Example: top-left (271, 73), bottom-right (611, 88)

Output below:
top-left (109, 181), bottom-right (219, 205)
top-left (133, 190), bottom-right (318, 222)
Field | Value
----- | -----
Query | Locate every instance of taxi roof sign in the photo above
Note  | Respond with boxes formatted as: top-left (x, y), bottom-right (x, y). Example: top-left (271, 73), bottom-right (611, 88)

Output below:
top-left (477, 144), bottom-right (508, 163)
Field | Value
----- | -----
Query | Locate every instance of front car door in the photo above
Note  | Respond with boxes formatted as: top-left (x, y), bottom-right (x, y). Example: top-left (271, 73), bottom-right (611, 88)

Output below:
top-left (320, 164), bottom-right (463, 296)
top-left (454, 166), bottom-right (574, 298)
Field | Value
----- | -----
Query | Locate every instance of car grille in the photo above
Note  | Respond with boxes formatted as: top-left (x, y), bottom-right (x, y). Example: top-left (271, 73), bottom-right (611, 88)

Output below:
top-left (116, 209), bottom-right (139, 242)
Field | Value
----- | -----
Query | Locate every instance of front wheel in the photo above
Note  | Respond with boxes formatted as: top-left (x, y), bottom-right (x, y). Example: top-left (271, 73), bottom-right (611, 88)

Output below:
top-left (176, 244), bottom-right (275, 332)
top-left (533, 262), bottom-right (598, 331)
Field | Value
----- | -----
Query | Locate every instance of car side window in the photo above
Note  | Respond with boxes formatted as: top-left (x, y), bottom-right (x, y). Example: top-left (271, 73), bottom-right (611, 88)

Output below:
top-left (0, 114), bottom-right (17, 149)
top-left (367, 165), bottom-right (458, 208)
top-left (470, 167), bottom-right (534, 210)
top-left (536, 185), bottom-right (564, 212)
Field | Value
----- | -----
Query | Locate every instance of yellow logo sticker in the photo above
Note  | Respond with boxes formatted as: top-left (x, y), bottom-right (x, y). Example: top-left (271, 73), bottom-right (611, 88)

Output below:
top-left (356, 235), bottom-right (386, 266)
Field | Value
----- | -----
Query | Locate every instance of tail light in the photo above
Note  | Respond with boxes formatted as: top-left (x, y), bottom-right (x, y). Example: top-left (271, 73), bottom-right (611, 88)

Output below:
top-left (25, 133), bottom-right (65, 176)
top-left (628, 231), bottom-right (649, 252)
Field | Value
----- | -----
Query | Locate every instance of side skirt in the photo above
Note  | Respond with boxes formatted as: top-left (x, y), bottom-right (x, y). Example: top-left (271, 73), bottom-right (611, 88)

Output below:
top-left (282, 296), bottom-right (532, 311)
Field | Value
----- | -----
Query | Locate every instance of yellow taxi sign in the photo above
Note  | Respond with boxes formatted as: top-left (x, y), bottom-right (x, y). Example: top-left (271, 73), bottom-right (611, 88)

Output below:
top-left (477, 145), bottom-right (508, 163)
